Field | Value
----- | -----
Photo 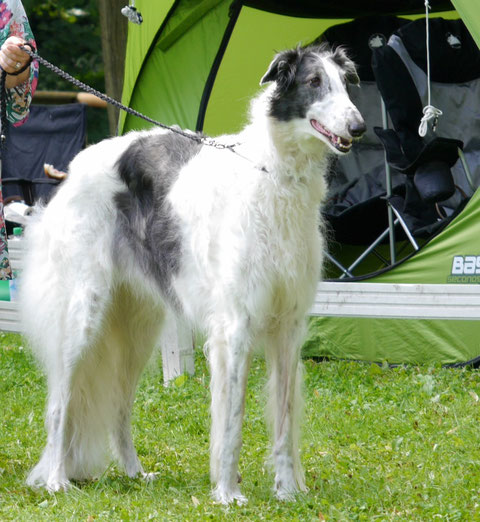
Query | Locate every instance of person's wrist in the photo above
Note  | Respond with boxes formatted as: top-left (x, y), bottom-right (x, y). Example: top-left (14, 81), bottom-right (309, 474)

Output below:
top-left (7, 58), bottom-right (31, 76)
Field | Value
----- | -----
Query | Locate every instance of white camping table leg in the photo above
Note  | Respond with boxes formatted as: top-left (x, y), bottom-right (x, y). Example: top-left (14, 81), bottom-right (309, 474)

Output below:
top-left (160, 310), bottom-right (194, 385)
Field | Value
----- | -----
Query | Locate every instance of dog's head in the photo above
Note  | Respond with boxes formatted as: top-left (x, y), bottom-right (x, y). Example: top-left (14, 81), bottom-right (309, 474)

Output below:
top-left (260, 45), bottom-right (366, 154)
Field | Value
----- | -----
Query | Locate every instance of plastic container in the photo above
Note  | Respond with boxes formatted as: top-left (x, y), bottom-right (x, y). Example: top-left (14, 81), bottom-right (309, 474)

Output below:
top-left (7, 227), bottom-right (23, 300)
top-left (9, 226), bottom-right (23, 241)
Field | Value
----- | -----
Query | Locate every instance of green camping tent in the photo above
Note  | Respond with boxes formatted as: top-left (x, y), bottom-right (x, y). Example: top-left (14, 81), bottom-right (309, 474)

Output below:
top-left (119, 1), bottom-right (480, 366)
top-left (119, 0), bottom-right (480, 136)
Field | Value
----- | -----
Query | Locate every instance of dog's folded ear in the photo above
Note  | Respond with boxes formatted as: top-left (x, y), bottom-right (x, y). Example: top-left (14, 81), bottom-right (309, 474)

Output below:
top-left (260, 48), bottom-right (300, 91)
top-left (331, 46), bottom-right (360, 86)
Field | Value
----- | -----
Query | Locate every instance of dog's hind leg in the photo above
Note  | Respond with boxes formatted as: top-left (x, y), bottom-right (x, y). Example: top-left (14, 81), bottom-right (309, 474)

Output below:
top-left (27, 368), bottom-right (74, 492)
top-left (264, 321), bottom-right (307, 500)
top-left (106, 285), bottom-right (164, 480)
top-left (26, 280), bottom-right (112, 492)
top-left (209, 316), bottom-right (252, 505)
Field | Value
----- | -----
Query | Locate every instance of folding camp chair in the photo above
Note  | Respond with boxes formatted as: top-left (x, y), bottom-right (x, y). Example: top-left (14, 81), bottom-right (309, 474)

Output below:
top-left (321, 16), bottom-right (480, 279)
top-left (372, 17), bottom-right (480, 250)
top-left (1, 103), bottom-right (87, 207)
top-left (318, 16), bottom-right (409, 277)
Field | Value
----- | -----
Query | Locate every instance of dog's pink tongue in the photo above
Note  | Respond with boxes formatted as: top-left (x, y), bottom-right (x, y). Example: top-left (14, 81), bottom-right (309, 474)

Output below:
top-left (310, 119), bottom-right (325, 134)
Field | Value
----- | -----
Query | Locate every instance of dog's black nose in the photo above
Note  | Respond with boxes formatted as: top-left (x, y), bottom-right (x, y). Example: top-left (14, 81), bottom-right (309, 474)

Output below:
top-left (349, 120), bottom-right (367, 138)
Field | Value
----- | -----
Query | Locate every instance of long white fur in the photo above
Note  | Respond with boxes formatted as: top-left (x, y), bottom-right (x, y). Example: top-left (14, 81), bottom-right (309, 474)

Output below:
top-left (20, 48), bottom-right (363, 504)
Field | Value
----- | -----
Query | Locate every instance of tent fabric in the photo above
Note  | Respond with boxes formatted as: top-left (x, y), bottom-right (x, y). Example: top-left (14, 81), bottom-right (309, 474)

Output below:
top-left (121, 0), bottom-right (233, 134)
top-left (242, 0), bottom-right (451, 18)
top-left (374, 187), bottom-right (480, 285)
top-left (451, 0), bottom-right (480, 49)
top-left (119, 1), bottom-right (174, 132)
top-left (303, 316), bottom-right (480, 367)
top-left (119, 1), bottom-right (461, 136)
top-left (202, 7), bottom-right (343, 136)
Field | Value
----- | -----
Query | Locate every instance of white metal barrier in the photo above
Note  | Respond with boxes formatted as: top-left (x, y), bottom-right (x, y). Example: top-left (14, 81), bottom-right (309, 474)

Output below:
top-left (312, 281), bottom-right (480, 321)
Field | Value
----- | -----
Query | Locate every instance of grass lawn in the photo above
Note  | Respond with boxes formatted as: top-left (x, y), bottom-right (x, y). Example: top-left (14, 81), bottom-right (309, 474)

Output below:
top-left (2, 331), bottom-right (480, 521)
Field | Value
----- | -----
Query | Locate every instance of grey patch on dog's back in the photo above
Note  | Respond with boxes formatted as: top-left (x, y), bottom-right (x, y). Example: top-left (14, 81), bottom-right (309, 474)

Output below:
top-left (114, 131), bottom-right (202, 301)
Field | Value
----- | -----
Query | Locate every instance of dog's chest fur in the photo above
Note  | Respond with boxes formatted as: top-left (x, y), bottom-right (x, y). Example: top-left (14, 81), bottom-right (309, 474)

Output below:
top-left (253, 173), bottom-right (325, 319)
top-left (110, 124), bottom-right (328, 324)
top-left (166, 144), bottom-right (325, 325)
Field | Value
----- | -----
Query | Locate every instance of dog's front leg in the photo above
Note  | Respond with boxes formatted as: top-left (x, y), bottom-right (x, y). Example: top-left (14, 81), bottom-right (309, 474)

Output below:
top-left (265, 323), bottom-right (307, 500)
top-left (209, 324), bottom-right (251, 505)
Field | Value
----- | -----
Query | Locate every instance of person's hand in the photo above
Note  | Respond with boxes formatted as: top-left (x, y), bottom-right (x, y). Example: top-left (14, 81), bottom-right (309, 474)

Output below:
top-left (0, 35), bottom-right (31, 74)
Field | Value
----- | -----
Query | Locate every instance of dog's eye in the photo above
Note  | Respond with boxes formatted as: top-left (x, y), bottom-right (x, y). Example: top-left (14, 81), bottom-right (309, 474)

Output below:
top-left (309, 76), bottom-right (321, 88)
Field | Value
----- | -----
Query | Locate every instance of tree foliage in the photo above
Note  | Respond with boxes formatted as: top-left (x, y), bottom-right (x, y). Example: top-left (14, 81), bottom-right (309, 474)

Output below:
top-left (23, 0), bottom-right (105, 92)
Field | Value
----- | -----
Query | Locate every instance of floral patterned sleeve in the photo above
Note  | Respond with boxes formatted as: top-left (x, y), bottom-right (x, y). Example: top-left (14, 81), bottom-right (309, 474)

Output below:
top-left (0, 0), bottom-right (39, 126)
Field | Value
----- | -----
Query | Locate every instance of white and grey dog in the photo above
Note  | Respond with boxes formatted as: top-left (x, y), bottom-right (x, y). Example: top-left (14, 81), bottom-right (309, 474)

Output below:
top-left (21, 44), bottom-right (365, 504)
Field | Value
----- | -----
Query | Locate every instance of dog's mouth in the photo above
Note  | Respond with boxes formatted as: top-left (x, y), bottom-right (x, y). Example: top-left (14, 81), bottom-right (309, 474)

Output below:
top-left (310, 119), bottom-right (353, 153)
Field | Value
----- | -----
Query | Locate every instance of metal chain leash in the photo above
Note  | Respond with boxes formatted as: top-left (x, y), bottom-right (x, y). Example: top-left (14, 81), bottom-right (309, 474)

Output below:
top-left (20, 46), bottom-right (237, 151)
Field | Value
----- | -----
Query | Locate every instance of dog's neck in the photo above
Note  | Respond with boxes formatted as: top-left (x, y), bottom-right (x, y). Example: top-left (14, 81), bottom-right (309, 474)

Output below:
top-left (239, 89), bottom-right (331, 201)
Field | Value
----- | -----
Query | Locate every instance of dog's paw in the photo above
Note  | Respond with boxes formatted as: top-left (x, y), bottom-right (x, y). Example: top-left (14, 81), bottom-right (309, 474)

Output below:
top-left (274, 476), bottom-right (307, 502)
top-left (212, 485), bottom-right (248, 506)
top-left (141, 471), bottom-right (159, 483)
top-left (46, 476), bottom-right (71, 493)
top-left (274, 487), bottom-right (297, 502)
